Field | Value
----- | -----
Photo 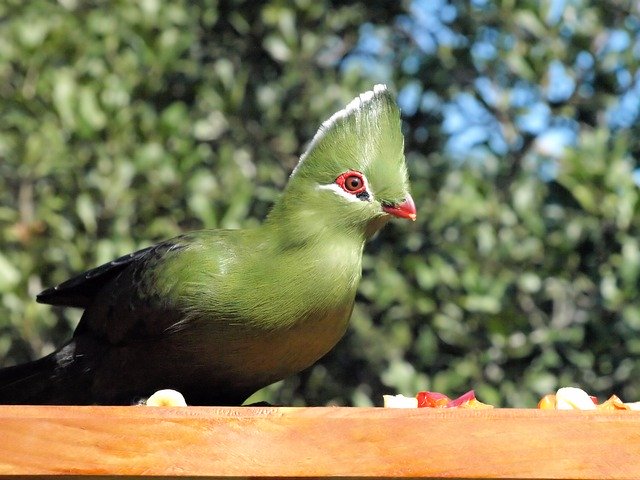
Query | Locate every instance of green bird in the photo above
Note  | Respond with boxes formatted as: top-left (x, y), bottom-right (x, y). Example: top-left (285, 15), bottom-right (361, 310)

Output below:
top-left (0, 85), bottom-right (415, 405)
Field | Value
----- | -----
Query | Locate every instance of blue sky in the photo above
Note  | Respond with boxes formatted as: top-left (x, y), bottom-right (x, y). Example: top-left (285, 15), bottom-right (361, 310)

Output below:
top-left (340, 0), bottom-right (640, 180)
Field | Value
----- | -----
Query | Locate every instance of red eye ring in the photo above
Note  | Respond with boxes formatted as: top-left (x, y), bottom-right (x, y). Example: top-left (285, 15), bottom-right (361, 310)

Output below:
top-left (336, 171), bottom-right (367, 195)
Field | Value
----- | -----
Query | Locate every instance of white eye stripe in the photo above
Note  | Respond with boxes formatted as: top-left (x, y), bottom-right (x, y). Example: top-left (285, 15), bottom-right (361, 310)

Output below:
top-left (318, 183), bottom-right (362, 202)
top-left (317, 176), bottom-right (374, 202)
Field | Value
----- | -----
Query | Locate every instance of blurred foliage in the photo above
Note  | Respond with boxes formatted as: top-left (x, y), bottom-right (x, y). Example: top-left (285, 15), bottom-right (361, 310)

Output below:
top-left (1, 0), bottom-right (640, 407)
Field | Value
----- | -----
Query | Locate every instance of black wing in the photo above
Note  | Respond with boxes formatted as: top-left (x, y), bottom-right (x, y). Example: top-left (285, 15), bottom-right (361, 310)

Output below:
top-left (36, 242), bottom-right (184, 309)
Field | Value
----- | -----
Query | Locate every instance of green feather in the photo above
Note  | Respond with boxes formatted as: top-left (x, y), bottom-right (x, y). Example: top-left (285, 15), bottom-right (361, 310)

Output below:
top-left (292, 84), bottom-right (408, 202)
top-left (0, 84), bottom-right (413, 405)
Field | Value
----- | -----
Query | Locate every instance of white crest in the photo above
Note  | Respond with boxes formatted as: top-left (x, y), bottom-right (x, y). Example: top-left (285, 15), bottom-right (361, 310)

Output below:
top-left (292, 84), bottom-right (388, 176)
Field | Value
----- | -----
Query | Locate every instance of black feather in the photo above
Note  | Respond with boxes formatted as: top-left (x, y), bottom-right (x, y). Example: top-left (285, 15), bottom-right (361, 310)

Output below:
top-left (36, 242), bottom-right (185, 309)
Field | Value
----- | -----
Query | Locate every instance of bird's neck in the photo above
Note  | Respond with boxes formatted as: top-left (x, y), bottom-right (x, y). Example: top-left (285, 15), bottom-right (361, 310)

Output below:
top-left (263, 188), bottom-right (387, 250)
top-left (223, 202), bottom-right (367, 333)
top-left (264, 208), bottom-right (360, 253)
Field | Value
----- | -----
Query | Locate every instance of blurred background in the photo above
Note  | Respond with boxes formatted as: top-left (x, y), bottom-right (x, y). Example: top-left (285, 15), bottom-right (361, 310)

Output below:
top-left (1, 0), bottom-right (639, 407)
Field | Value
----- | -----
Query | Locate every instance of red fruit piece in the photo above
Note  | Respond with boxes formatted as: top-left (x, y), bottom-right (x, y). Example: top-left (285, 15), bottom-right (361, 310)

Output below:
top-left (447, 390), bottom-right (477, 408)
top-left (416, 391), bottom-right (451, 408)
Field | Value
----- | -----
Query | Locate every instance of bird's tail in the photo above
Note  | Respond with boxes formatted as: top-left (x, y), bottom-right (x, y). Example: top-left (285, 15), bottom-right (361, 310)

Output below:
top-left (0, 347), bottom-right (87, 405)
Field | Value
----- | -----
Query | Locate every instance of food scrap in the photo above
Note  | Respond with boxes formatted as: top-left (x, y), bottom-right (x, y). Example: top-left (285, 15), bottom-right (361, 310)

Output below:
top-left (538, 387), bottom-right (640, 411)
top-left (384, 386), bottom-right (640, 410)
top-left (384, 390), bottom-right (493, 409)
top-left (144, 389), bottom-right (188, 407)
top-left (383, 394), bottom-right (418, 408)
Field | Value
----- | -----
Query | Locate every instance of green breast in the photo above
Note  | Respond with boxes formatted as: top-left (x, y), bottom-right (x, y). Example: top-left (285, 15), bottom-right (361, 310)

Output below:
top-left (163, 235), bottom-right (363, 392)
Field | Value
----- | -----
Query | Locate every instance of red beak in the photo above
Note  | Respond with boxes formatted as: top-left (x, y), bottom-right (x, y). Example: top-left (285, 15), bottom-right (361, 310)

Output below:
top-left (382, 194), bottom-right (417, 221)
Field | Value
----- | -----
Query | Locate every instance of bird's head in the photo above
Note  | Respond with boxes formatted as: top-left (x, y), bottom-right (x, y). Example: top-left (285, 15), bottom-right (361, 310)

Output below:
top-left (269, 85), bottom-right (415, 239)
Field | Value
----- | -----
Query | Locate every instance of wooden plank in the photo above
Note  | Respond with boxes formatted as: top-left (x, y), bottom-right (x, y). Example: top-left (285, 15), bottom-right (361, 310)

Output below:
top-left (0, 406), bottom-right (639, 479)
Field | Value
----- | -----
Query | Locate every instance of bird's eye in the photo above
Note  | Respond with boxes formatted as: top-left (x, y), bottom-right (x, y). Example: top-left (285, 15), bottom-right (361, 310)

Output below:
top-left (345, 175), bottom-right (362, 191)
top-left (336, 171), bottom-right (367, 195)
